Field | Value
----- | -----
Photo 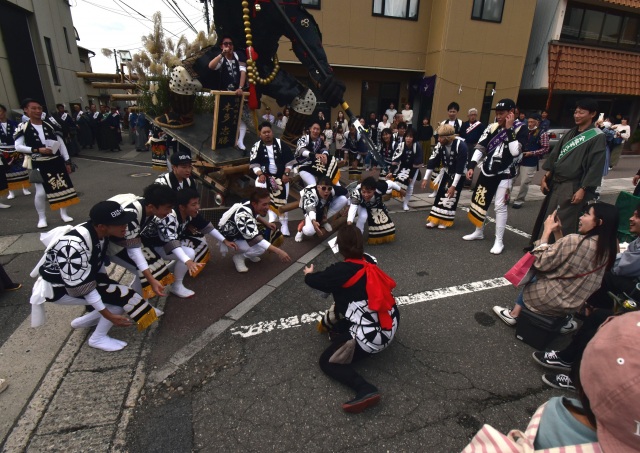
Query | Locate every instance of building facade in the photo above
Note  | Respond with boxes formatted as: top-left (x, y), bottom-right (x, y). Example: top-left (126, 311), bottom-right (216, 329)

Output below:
top-left (271, 0), bottom-right (536, 127)
top-left (519, 0), bottom-right (640, 139)
top-left (0, 0), bottom-right (88, 116)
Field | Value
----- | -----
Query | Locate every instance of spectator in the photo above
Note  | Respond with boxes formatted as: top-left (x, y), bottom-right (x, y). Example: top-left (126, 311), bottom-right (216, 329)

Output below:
top-left (384, 102), bottom-right (397, 123)
top-left (609, 116), bottom-right (631, 170)
top-left (540, 109), bottom-right (551, 132)
top-left (281, 107), bottom-right (290, 129)
top-left (512, 113), bottom-right (550, 209)
top-left (334, 110), bottom-right (348, 135)
top-left (401, 103), bottom-right (413, 129)
top-left (493, 202), bottom-right (618, 329)
top-left (262, 106), bottom-right (275, 123)
top-left (416, 118), bottom-right (434, 162)
top-left (322, 122), bottom-right (333, 153)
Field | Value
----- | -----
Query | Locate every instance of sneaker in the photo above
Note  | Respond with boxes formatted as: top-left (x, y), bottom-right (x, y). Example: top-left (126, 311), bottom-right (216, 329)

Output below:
top-left (232, 254), bottom-right (249, 273)
top-left (342, 391), bottom-right (380, 414)
top-left (492, 306), bottom-right (517, 326)
top-left (532, 350), bottom-right (573, 371)
top-left (3, 283), bottom-right (22, 292)
top-left (512, 202), bottom-right (523, 209)
top-left (542, 373), bottom-right (576, 391)
top-left (560, 317), bottom-right (579, 335)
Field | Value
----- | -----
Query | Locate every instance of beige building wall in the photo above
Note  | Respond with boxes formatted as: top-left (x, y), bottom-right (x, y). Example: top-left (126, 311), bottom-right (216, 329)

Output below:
top-left (262, 0), bottom-right (534, 124)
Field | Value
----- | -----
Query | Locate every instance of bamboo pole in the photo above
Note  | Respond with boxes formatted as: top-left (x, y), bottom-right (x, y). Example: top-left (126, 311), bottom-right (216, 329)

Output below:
top-left (76, 72), bottom-right (140, 80)
top-left (110, 94), bottom-right (141, 100)
top-left (92, 82), bottom-right (139, 89)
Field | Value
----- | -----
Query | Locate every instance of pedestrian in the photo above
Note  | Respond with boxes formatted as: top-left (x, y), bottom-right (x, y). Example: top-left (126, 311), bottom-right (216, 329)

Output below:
top-left (421, 124), bottom-right (468, 229)
top-left (512, 113), bottom-right (550, 209)
top-left (609, 116), bottom-right (631, 170)
top-left (0, 103), bottom-right (30, 202)
top-left (14, 98), bottom-right (78, 228)
top-left (304, 225), bottom-right (399, 413)
top-left (416, 118), bottom-right (433, 162)
top-left (531, 98), bottom-right (606, 244)
top-left (463, 98), bottom-right (526, 254)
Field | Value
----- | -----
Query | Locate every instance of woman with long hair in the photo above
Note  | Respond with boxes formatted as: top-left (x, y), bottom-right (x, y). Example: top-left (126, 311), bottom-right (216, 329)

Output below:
top-left (334, 110), bottom-right (348, 135)
top-left (304, 225), bottom-right (399, 413)
top-left (281, 107), bottom-right (291, 129)
top-left (494, 202), bottom-right (619, 330)
top-left (378, 127), bottom-right (394, 177)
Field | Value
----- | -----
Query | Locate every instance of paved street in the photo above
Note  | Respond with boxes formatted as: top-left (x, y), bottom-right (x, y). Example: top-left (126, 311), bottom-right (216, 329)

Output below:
top-left (0, 136), bottom-right (638, 452)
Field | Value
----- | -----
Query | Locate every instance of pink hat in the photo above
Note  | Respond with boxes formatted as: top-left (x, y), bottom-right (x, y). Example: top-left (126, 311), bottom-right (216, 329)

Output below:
top-left (580, 311), bottom-right (640, 452)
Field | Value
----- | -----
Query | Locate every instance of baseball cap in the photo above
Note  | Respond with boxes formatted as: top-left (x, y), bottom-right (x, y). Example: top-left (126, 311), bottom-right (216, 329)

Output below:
top-left (580, 311), bottom-right (640, 452)
top-left (529, 113), bottom-right (542, 122)
top-left (89, 201), bottom-right (136, 225)
top-left (170, 152), bottom-right (193, 166)
top-left (494, 99), bottom-right (516, 111)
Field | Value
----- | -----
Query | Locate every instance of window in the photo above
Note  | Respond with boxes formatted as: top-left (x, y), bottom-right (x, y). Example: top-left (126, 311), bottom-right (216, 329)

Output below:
top-left (471, 0), bottom-right (505, 23)
top-left (560, 3), bottom-right (640, 51)
top-left (43, 37), bottom-right (60, 86)
top-left (372, 0), bottom-right (419, 20)
top-left (63, 27), bottom-right (71, 53)
top-left (301, 0), bottom-right (320, 8)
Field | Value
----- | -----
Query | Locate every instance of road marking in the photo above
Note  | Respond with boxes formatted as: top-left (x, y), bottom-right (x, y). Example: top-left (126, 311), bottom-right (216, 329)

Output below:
top-left (229, 277), bottom-right (511, 338)
top-left (459, 206), bottom-right (531, 239)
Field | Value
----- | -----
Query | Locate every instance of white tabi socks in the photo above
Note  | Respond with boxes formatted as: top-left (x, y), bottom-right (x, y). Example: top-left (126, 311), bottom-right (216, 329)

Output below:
top-left (87, 307), bottom-right (127, 352)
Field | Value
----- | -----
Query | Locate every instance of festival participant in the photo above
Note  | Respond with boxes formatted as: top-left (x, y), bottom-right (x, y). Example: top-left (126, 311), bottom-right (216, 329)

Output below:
top-left (295, 176), bottom-right (349, 243)
top-left (52, 103), bottom-right (79, 157)
top-left (295, 122), bottom-right (327, 186)
top-left (463, 98), bottom-right (526, 254)
top-left (155, 152), bottom-right (198, 190)
top-left (250, 121), bottom-right (295, 236)
top-left (107, 184), bottom-right (177, 299)
top-left (421, 124), bottom-right (468, 229)
top-left (304, 225), bottom-right (399, 413)
top-left (343, 123), bottom-right (368, 181)
top-left (142, 189), bottom-right (210, 298)
top-left (73, 104), bottom-right (92, 149)
top-left (14, 98), bottom-right (78, 228)
top-left (378, 128), bottom-right (395, 178)
top-left (459, 108), bottom-right (484, 186)
top-left (348, 176), bottom-right (404, 244)
top-left (512, 113), bottom-right (549, 209)
top-left (0, 104), bottom-right (30, 204)
top-left (218, 188), bottom-right (291, 273)
top-left (148, 125), bottom-right (169, 170)
top-left (532, 99), bottom-right (606, 243)
top-left (31, 200), bottom-right (162, 352)
top-left (493, 203), bottom-right (617, 329)
top-left (390, 129), bottom-right (423, 211)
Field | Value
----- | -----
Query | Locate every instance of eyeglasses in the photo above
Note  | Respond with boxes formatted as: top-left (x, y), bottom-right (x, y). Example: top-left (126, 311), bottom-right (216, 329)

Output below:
top-left (318, 186), bottom-right (331, 191)
top-left (222, 42), bottom-right (233, 46)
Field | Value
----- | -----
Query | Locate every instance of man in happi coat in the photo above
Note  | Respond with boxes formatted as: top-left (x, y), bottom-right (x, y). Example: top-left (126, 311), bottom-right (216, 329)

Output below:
top-left (250, 121), bottom-right (295, 236)
top-left (14, 99), bottom-right (78, 228)
top-left (295, 176), bottom-right (349, 243)
top-left (463, 99), bottom-right (527, 255)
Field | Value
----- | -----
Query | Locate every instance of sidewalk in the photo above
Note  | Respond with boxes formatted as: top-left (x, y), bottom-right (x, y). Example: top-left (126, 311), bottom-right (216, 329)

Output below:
top-left (1, 151), bottom-right (638, 451)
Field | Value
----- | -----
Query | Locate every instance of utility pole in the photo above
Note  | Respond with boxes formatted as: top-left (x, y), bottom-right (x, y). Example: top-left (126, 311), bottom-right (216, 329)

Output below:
top-left (113, 48), bottom-right (119, 74)
top-left (202, 0), bottom-right (210, 31)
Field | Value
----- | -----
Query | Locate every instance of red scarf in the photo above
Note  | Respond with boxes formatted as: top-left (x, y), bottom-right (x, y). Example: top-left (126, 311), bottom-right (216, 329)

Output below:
top-left (342, 259), bottom-right (397, 330)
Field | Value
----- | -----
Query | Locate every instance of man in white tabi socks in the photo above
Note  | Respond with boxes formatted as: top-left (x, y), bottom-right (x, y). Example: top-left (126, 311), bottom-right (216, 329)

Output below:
top-left (30, 201), bottom-right (161, 352)
top-left (295, 122), bottom-right (327, 187)
top-left (250, 121), bottom-right (295, 236)
top-left (463, 99), bottom-right (526, 254)
top-left (107, 184), bottom-right (177, 299)
top-left (14, 99), bottom-right (78, 228)
top-left (219, 188), bottom-right (291, 273)
top-left (295, 176), bottom-right (349, 242)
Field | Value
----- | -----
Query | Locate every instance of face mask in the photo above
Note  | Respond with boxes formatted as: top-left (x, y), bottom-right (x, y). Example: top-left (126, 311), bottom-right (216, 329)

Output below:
top-left (603, 121), bottom-right (612, 128)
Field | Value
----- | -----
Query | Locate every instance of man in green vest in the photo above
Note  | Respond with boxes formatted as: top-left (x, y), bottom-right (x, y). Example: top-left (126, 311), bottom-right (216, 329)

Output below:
top-left (533, 99), bottom-right (606, 241)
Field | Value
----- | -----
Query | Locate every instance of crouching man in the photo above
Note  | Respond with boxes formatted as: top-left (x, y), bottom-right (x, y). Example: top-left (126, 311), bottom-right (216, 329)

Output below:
top-left (219, 188), bottom-right (291, 273)
top-left (30, 201), bottom-right (162, 352)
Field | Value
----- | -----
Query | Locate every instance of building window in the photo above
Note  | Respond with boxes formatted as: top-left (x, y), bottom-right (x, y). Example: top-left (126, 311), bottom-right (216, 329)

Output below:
top-left (301, 0), bottom-right (320, 8)
top-left (43, 37), bottom-right (60, 86)
top-left (63, 27), bottom-right (71, 53)
top-left (561, 3), bottom-right (640, 51)
top-left (471, 0), bottom-right (505, 23)
top-left (372, 0), bottom-right (419, 20)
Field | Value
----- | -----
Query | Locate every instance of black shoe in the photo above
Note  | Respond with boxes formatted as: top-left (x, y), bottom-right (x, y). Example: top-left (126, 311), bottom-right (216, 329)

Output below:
top-left (542, 373), bottom-right (576, 391)
top-left (3, 283), bottom-right (22, 291)
top-left (512, 203), bottom-right (523, 209)
top-left (532, 350), bottom-right (572, 371)
top-left (342, 390), bottom-right (380, 413)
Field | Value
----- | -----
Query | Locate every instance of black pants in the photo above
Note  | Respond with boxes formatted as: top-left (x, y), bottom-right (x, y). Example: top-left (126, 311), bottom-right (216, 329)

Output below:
top-left (585, 271), bottom-right (637, 310)
top-left (318, 330), bottom-right (372, 394)
top-left (559, 309), bottom-right (613, 384)
top-left (0, 263), bottom-right (16, 291)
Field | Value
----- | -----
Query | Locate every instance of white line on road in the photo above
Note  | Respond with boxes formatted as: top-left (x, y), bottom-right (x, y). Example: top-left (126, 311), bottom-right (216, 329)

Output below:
top-left (229, 277), bottom-right (511, 338)
top-left (459, 206), bottom-right (532, 239)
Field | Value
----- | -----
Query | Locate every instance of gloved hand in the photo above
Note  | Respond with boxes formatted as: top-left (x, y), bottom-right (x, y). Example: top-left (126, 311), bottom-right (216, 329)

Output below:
top-left (319, 75), bottom-right (345, 108)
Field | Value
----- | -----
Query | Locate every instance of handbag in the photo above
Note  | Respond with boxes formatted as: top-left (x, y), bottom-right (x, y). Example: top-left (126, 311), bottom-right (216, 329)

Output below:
top-left (504, 252), bottom-right (536, 287)
top-left (462, 401), bottom-right (603, 453)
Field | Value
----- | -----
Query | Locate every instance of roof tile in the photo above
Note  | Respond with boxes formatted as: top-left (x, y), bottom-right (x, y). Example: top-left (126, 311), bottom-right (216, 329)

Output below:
top-left (549, 43), bottom-right (640, 95)
top-left (602, 0), bottom-right (640, 7)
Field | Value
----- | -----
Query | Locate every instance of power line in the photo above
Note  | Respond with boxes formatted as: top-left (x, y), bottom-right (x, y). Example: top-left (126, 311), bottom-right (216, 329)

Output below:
top-left (161, 0), bottom-right (197, 33)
